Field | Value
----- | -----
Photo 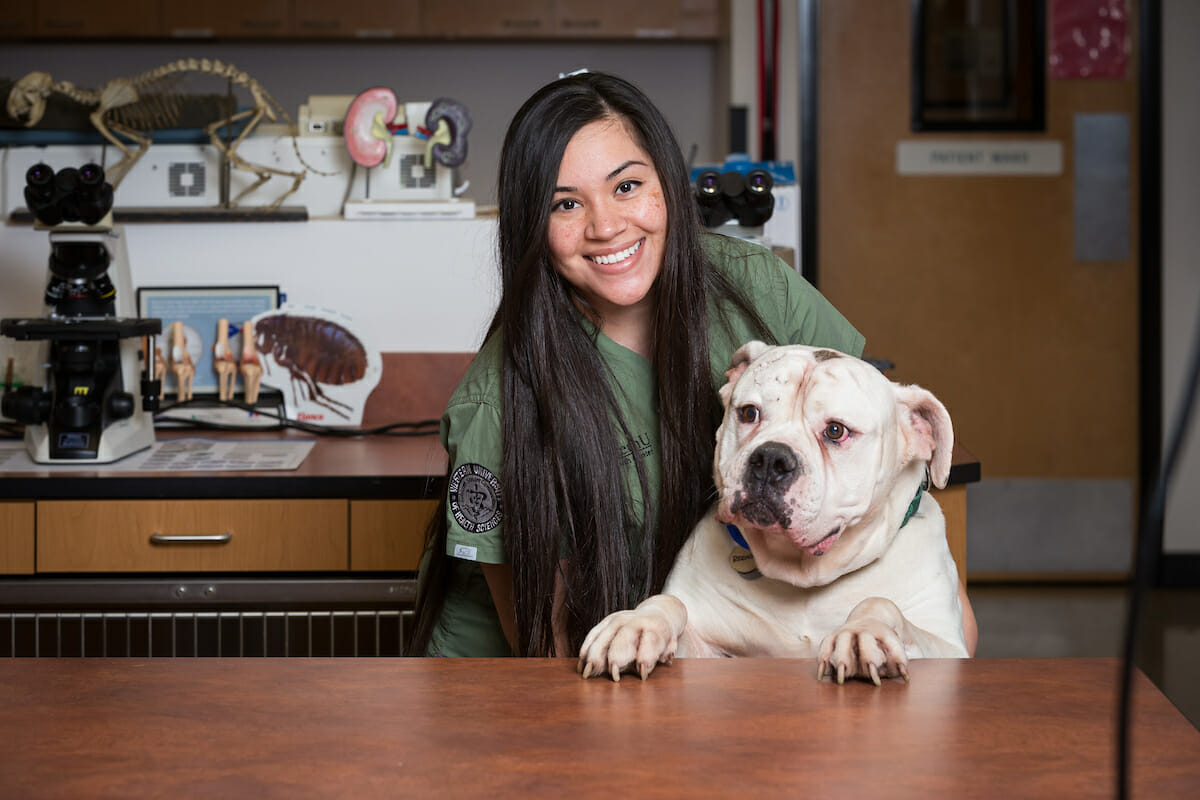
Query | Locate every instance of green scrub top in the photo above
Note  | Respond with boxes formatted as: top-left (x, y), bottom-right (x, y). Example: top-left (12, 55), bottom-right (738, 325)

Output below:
top-left (424, 233), bottom-right (865, 656)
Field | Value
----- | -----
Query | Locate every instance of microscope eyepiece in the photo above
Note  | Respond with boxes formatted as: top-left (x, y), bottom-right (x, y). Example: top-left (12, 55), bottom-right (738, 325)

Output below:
top-left (72, 164), bottom-right (114, 226)
top-left (694, 168), bottom-right (776, 229)
top-left (24, 162), bottom-right (113, 226)
top-left (745, 168), bottom-right (773, 196)
top-left (695, 170), bottom-right (723, 203)
top-left (79, 162), bottom-right (105, 186)
top-left (26, 163), bottom-right (55, 192)
top-left (740, 169), bottom-right (774, 221)
top-left (25, 163), bottom-right (64, 225)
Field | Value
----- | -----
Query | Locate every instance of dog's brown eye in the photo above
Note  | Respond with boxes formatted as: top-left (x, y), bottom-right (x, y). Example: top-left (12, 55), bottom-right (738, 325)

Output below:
top-left (737, 405), bottom-right (760, 425)
top-left (824, 422), bottom-right (846, 441)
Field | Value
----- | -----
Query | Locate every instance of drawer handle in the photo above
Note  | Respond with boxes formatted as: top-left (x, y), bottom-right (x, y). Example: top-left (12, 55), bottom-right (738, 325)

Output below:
top-left (150, 533), bottom-right (233, 545)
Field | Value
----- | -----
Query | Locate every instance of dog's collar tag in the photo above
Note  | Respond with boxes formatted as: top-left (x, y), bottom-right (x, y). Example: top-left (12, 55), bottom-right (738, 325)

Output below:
top-left (726, 525), bottom-right (762, 580)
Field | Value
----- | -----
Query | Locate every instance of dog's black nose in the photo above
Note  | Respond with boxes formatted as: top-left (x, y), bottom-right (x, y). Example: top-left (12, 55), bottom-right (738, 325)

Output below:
top-left (746, 442), bottom-right (801, 489)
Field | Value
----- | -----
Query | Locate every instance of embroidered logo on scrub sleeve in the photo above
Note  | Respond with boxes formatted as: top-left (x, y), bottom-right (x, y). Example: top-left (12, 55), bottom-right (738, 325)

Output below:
top-left (449, 463), bottom-right (503, 533)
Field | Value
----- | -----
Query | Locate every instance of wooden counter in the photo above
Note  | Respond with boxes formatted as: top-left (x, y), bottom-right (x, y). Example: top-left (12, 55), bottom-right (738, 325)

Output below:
top-left (0, 657), bottom-right (1195, 798)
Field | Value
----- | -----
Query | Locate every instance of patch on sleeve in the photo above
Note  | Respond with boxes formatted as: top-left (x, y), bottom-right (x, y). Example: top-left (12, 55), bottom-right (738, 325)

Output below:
top-left (448, 463), bottom-right (503, 534)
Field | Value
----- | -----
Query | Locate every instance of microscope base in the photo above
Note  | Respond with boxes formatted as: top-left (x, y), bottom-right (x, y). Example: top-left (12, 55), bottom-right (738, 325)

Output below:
top-left (23, 413), bottom-right (156, 465)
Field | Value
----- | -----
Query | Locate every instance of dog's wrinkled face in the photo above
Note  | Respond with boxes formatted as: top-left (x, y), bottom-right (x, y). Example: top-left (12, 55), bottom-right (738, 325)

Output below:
top-left (714, 343), bottom-right (910, 560)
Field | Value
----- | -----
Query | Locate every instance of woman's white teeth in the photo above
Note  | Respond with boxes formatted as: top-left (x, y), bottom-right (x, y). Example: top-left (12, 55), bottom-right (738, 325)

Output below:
top-left (592, 240), bottom-right (641, 265)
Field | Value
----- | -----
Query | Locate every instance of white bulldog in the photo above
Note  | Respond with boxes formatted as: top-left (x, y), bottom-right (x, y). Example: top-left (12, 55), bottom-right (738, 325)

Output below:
top-left (577, 342), bottom-right (968, 684)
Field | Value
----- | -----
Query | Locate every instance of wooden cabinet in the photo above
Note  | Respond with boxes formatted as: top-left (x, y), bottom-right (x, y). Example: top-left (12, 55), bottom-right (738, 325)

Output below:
top-left (4, 497), bottom-right (432, 575)
top-left (554, 0), bottom-right (679, 38)
top-left (34, 0), bottom-right (160, 38)
top-left (163, 0), bottom-right (290, 38)
top-left (422, 0), bottom-right (554, 39)
top-left (678, 0), bottom-right (723, 39)
top-left (552, 0), bottom-right (724, 39)
top-left (350, 499), bottom-right (436, 571)
top-left (0, 0), bottom-right (34, 39)
top-left (5, 0), bottom-right (723, 40)
top-left (37, 499), bottom-right (347, 572)
top-left (0, 502), bottom-right (35, 576)
top-left (423, 0), bottom-right (724, 39)
top-left (292, 0), bottom-right (421, 39)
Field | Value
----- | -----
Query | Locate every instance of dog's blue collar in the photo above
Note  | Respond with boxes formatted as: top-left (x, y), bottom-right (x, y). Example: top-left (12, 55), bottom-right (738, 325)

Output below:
top-left (726, 523), bottom-right (750, 549)
top-left (725, 477), bottom-right (927, 548)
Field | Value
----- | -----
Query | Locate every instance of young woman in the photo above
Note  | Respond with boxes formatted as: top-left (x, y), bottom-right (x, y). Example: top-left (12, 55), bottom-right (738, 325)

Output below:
top-left (408, 71), bottom-right (931, 658)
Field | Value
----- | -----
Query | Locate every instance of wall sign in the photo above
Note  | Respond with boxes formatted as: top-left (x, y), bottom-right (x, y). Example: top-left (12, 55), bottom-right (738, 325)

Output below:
top-left (896, 140), bottom-right (1064, 175)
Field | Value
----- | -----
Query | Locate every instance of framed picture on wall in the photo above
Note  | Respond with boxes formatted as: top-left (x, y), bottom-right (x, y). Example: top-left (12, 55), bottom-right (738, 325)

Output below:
top-left (911, 0), bottom-right (1046, 131)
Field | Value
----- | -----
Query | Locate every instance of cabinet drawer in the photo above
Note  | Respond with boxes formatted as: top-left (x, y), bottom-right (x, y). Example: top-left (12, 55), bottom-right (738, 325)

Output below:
top-left (37, 500), bottom-right (348, 572)
top-left (1, 502), bottom-right (35, 575)
top-left (350, 499), bottom-right (436, 571)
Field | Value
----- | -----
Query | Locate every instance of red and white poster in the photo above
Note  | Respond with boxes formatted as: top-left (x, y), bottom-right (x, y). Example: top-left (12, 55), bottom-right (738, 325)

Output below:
top-left (1049, 0), bottom-right (1130, 79)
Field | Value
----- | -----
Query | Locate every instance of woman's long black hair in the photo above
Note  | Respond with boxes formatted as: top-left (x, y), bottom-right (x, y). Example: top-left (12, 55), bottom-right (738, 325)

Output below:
top-left (408, 72), bottom-right (772, 656)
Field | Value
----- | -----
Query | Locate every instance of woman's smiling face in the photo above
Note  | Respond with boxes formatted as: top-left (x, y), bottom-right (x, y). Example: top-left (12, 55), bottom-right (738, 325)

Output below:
top-left (547, 117), bottom-right (668, 328)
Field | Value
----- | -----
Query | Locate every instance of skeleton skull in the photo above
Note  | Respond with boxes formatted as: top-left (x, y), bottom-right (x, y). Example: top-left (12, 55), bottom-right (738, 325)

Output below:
top-left (6, 71), bottom-right (53, 126)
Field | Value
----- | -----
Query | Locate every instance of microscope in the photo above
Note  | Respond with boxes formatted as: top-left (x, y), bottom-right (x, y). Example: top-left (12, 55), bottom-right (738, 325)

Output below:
top-left (1, 163), bottom-right (162, 463)
top-left (694, 167), bottom-right (776, 230)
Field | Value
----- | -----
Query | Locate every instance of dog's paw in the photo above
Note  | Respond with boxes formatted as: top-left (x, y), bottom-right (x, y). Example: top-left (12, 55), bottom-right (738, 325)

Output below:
top-left (577, 596), bottom-right (685, 682)
top-left (816, 617), bottom-right (910, 686)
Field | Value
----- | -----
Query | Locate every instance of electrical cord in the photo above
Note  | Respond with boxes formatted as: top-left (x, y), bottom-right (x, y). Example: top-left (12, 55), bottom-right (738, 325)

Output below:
top-left (1, 400), bottom-right (439, 439)
top-left (153, 397), bottom-right (439, 438)
top-left (1117, 298), bottom-right (1200, 799)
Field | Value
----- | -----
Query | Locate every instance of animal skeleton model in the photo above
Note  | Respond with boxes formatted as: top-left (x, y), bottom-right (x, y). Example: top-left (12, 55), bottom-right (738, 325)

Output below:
top-left (5, 59), bottom-right (311, 208)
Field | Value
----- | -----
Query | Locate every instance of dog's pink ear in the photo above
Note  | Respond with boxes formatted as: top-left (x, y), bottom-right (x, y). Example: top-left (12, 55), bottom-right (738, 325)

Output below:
top-left (720, 341), bottom-right (769, 406)
top-left (725, 340), bottom-right (769, 384)
top-left (894, 385), bottom-right (954, 488)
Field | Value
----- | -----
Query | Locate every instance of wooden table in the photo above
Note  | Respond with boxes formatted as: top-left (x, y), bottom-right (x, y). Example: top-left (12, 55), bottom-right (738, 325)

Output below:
top-left (0, 657), bottom-right (1195, 798)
